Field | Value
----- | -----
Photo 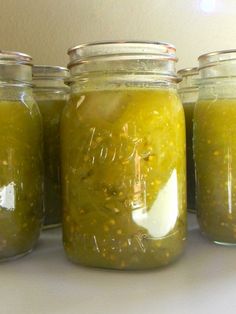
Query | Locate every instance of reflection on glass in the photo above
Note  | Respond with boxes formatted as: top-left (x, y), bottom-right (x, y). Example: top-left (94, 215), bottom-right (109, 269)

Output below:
top-left (0, 182), bottom-right (15, 211)
top-left (132, 170), bottom-right (178, 238)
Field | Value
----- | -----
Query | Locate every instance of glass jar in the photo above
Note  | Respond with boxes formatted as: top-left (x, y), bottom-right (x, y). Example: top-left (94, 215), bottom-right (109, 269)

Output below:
top-left (33, 66), bottom-right (69, 228)
top-left (61, 41), bottom-right (187, 269)
top-left (0, 51), bottom-right (43, 261)
top-left (194, 50), bottom-right (236, 244)
top-left (178, 67), bottom-right (199, 213)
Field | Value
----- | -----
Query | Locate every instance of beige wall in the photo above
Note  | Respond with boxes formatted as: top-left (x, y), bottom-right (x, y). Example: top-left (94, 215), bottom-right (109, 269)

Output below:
top-left (1, 0), bottom-right (236, 69)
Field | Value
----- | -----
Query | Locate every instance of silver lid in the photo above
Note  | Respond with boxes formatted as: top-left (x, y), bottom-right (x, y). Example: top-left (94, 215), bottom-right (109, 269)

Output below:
top-left (0, 50), bottom-right (32, 65)
top-left (68, 40), bottom-right (177, 68)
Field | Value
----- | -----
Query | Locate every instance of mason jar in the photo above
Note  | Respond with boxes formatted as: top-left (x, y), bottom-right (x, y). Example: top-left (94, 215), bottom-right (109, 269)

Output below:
top-left (33, 66), bottom-right (69, 228)
top-left (194, 49), bottom-right (236, 244)
top-left (178, 67), bottom-right (199, 213)
top-left (0, 51), bottom-right (43, 261)
top-left (61, 41), bottom-right (187, 269)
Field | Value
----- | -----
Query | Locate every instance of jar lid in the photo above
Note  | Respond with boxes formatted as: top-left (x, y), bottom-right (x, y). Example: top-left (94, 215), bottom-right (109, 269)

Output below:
top-left (0, 50), bottom-right (32, 65)
top-left (68, 40), bottom-right (177, 67)
top-left (33, 65), bottom-right (69, 80)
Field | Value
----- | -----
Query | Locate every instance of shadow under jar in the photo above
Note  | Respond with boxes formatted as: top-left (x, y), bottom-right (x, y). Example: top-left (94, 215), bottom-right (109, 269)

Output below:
top-left (0, 51), bottom-right (44, 261)
top-left (178, 67), bottom-right (199, 214)
top-left (33, 66), bottom-right (69, 229)
top-left (194, 50), bottom-right (236, 244)
top-left (61, 41), bottom-right (187, 270)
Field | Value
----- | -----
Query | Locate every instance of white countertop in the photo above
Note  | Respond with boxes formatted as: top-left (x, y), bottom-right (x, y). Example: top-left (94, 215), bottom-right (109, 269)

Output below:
top-left (1, 214), bottom-right (236, 314)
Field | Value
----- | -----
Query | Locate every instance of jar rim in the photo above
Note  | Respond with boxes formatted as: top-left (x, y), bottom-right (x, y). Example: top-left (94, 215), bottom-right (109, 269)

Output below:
top-left (198, 49), bottom-right (236, 69)
top-left (0, 50), bottom-right (32, 65)
top-left (68, 40), bottom-right (176, 53)
top-left (177, 67), bottom-right (198, 76)
top-left (67, 40), bottom-right (177, 68)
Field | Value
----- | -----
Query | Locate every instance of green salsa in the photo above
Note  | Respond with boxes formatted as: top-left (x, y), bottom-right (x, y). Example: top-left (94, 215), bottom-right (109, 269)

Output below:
top-left (194, 99), bottom-right (236, 244)
top-left (37, 99), bottom-right (66, 227)
top-left (0, 99), bottom-right (43, 260)
top-left (61, 89), bottom-right (186, 269)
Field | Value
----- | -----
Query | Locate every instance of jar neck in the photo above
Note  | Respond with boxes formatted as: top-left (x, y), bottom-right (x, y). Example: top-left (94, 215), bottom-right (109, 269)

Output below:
top-left (70, 73), bottom-right (177, 93)
top-left (33, 78), bottom-right (70, 99)
top-left (178, 87), bottom-right (198, 104)
top-left (0, 85), bottom-right (34, 101)
top-left (0, 63), bottom-right (32, 86)
top-left (198, 78), bottom-right (236, 99)
top-left (199, 58), bottom-right (236, 79)
top-left (34, 88), bottom-right (69, 101)
top-left (33, 78), bottom-right (69, 89)
top-left (178, 74), bottom-right (199, 90)
top-left (68, 42), bottom-right (179, 93)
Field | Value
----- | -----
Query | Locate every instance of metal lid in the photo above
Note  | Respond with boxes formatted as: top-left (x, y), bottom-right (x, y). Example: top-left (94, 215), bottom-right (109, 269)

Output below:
top-left (68, 40), bottom-right (177, 68)
top-left (0, 50), bottom-right (32, 65)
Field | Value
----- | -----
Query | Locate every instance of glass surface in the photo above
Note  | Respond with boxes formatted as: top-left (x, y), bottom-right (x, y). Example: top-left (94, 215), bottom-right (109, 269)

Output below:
top-left (61, 88), bottom-right (186, 269)
top-left (194, 97), bottom-right (236, 244)
top-left (183, 102), bottom-right (195, 212)
top-left (37, 99), bottom-right (67, 227)
top-left (33, 64), bottom-right (69, 228)
top-left (0, 94), bottom-right (43, 260)
top-left (178, 67), bottom-right (198, 213)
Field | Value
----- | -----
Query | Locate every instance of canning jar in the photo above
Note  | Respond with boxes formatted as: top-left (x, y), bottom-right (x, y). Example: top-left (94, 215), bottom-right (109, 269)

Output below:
top-left (0, 51), bottom-right (43, 261)
top-left (61, 41), bottom-right (187, 269)
top-left (194, 50), bottom-right (236, 244)
top-left (33, 66), bottom-right (69, 228)
top-left (178, 67), bottom-right (199, 213)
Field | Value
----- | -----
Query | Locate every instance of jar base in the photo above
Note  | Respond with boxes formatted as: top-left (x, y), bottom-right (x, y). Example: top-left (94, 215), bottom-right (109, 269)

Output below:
top-left (66, 251), bottom-right (184, 271)
top-left (199, 228), bottom-right (236, 246)
top-left (64, 230), bottom-right (186, 270)
top-left (213, 240), bottom-right (236, 246)
top-left (0, 248), bottom-right (33, 263)
top-left (43, 223), bottom-right (61, 230)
